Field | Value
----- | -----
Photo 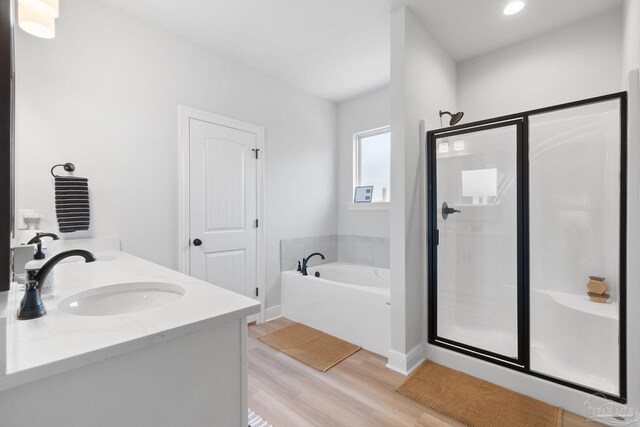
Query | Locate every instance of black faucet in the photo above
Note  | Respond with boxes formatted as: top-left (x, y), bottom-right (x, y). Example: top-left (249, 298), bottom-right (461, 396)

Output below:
top-left (300, 252), bottom-right (325, 276)
top-left (26, 232), bottom-right (59, 245)
top-left (26, 232), bottom-right (59, 260)
top-left (17, 249), bottom-right (97, 320)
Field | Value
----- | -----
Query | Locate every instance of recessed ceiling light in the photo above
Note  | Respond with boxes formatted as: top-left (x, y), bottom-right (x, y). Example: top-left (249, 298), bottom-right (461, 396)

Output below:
top-left (503, 1), bottom-right (525, 16)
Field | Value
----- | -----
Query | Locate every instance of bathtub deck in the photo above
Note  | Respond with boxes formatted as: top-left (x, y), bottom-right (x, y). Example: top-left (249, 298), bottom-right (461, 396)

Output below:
top-left (248, 318), bottom-right (594, 427)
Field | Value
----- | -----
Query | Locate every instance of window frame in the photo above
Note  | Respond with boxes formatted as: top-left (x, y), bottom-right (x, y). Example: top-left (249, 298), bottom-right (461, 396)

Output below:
top-left (352, 125), bottom-right (391, 207)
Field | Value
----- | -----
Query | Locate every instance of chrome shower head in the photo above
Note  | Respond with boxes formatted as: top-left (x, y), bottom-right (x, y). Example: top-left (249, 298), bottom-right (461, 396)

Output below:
top-left (439, 110), bottom-right (464, 126)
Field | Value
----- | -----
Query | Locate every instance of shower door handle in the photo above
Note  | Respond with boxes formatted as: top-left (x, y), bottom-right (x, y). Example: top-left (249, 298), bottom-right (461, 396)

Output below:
top-left (442, 202), bottom-right (461, 220)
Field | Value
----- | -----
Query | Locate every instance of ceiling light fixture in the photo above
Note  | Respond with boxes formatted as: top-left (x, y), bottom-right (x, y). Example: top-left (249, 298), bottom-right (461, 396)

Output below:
top-left (19, 0), bottom-right (59, 18)
top-left (18, 4), bottom-right (56, 39)
top-left (18, 0), bottom-right (59, 39)
top-left (503, 1), bottom-right (525, 16)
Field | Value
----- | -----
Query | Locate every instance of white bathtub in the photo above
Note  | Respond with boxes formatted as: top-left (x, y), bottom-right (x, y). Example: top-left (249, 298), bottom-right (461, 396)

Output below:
top-left (281, 262), bottom-right (390, 356)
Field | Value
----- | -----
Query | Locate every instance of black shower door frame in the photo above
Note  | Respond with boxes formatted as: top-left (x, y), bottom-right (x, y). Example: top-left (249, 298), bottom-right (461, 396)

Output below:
top-left (426, 92), bottom-right (628, 403)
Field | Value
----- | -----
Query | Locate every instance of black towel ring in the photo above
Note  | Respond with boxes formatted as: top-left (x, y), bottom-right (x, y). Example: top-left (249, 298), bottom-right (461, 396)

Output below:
top-left (50, 163), bottom-right (75, 178)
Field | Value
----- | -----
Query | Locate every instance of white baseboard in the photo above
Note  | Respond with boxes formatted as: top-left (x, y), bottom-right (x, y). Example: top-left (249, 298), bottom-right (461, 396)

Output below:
top-left (265, 305), bottom-right (282, 322)
top-left (386, 343), bottom-right (426, 375)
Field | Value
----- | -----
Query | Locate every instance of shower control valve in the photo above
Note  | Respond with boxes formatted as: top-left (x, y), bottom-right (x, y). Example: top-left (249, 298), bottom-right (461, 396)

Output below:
top-left (442, 202), bottom-right (461, 220)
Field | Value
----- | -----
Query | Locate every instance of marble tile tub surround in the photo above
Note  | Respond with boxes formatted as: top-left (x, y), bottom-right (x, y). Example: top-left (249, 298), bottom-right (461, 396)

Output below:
top-left (280, 235), bottom-right (390, 271)
top-left (338, 235), bottom-right (390, 269)
top-left (280, 235), bottom-right (338, 272)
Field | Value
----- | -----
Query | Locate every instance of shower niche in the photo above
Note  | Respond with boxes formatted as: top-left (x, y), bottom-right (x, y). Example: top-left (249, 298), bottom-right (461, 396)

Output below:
top-left (426, 92), bottom-right (627, 402)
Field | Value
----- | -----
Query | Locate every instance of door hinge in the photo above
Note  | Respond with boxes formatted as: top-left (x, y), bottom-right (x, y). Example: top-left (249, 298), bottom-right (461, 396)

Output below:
top-left (256, 287), bottom-right (259, 297)
top-left (255, 218), bottom-right (259, 228)
top-left (252, 148), bottom-right (260, 159)
top-left (435, 229), bottom-right (440, 246)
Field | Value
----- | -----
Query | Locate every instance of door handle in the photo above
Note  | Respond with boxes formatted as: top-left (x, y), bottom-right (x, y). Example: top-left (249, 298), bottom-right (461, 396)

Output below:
top-left (193, 238), bottom-right (203, 247)
top-left (442, 202), bottom-right (461, 220)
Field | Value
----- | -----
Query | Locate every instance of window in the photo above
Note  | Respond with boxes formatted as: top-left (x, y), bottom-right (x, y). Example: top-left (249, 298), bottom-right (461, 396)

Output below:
top-left (354, 127), bottom-right (390, 203)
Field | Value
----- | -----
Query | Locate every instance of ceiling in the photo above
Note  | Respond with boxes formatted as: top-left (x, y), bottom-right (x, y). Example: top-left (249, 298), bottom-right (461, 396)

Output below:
top-left (403, 0), bottom-right (623, 62)
top-left (98, 0), bottom-right (623, 103)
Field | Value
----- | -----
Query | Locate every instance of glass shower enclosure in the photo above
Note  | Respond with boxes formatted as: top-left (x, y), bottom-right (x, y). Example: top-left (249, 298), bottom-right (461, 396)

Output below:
top-left (426, 92), bottom-right (627, 402)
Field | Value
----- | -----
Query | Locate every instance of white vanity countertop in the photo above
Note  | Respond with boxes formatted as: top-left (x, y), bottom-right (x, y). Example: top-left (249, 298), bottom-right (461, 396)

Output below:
top-left (0, 250), bottom-right (260, 392)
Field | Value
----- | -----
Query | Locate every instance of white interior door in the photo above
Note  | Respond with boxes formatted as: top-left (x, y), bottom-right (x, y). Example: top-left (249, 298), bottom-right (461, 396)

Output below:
top-left (189, 117), bottom-right (258, 309)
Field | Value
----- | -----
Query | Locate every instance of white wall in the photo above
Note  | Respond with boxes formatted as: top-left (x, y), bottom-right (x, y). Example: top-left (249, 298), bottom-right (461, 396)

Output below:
top-left (624, 68), bottom-right (640, 427)
top-left (623, 0), bottom-right (640, 87)
top-left (623, 0), bottom-right (640, 416)
top-left (14, 0), bottom-right (338, 310)
top-left (388, 6), bottom-right (457, 372)
top-left (458, 10), bottom-right (623, 122)
top-left (337, 87), bottom-right (390, 238)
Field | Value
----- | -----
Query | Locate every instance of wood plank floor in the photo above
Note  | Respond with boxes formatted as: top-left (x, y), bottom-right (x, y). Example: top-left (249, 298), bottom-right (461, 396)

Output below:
top-left (248, 318), bottom-right (595, 427)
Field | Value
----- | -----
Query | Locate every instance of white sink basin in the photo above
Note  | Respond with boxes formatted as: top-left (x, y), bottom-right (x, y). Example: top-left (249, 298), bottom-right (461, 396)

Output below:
top-left (59, 282), bottom-right (185, 316)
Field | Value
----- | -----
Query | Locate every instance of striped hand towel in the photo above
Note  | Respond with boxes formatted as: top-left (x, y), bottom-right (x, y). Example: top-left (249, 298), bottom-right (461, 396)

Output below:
top-left (54, 176), bottom-right (90, 233)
